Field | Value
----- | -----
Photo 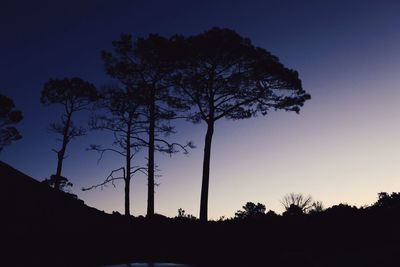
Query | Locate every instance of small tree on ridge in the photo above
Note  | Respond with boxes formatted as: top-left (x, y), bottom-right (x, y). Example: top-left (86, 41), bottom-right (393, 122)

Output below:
top-left (41, 77), bottom-right (97, 190)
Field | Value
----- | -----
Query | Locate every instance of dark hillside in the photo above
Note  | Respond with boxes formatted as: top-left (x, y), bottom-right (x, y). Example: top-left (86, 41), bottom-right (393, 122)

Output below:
top-left (2, 160), bottom-right (400, 266)
top-left (2, 161), bottom-right (116, 266)
top-left (2, 160), bottom-right (106, 225)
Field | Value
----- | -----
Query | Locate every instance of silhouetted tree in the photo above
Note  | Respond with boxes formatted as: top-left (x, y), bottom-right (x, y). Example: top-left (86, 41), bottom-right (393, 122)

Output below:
top-left (281, 193), bottom-right (314, 214)
top-left (102, 34), bottom-right (193, 217)
top-left (0, 94), bottom-right (23, 153)
top-left (175, 28), bottom-right (311, 221)
top-left (41, 77), bottom-right (97, 190)
top-left (43, 174), bottom-right (74, 192)
top-left (235, 202), bottom-right (266, 219)
top-left (82, 86), bottom-right (145, 216)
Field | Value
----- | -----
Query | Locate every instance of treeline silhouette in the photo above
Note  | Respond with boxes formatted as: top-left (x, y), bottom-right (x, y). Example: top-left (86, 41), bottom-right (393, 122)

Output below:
top-left (3, 161), bottom-right (400, 266)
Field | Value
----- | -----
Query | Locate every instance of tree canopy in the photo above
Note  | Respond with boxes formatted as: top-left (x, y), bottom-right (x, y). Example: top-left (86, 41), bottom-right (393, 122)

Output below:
top-left (0, 94), bottom-right (23, 152)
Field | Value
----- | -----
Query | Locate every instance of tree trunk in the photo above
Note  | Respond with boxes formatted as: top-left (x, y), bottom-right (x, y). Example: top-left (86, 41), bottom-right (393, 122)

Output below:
top-left (54, 112), bottom-right (72, 190)
top-left (124, 177), bottom-right (130, 216)
top-left (125, 122), bottom-right (132, 216)
top-left (147, 90), bottom-right (155, 218)
top-left (200, 121), bottom-right (214, 222)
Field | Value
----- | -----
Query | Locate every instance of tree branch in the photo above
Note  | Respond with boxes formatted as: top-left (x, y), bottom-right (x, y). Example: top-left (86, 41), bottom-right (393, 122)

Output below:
top-left (82, 167), bottom-right (125, 191)
top-left (87, 144), bottom-right (127, 164)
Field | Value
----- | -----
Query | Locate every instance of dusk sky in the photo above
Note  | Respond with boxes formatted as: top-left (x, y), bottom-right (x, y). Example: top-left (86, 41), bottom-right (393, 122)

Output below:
top-left (1, 0), bottom-right (400, 219)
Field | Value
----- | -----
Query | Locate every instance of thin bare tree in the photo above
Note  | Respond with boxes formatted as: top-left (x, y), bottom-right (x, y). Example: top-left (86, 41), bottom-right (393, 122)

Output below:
top-left (82, 86), bottom-right (146, 216)
top-left (41, 77), bottom-right (97, 190)
top-left (102, 34), bottom-right (193, 217)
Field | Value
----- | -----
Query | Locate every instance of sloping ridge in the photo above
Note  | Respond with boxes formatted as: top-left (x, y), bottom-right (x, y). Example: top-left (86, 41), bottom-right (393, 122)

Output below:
top-left (2, 161), bottom-right (119, 265)
top-left (1, 160), bottom-right (104, 225)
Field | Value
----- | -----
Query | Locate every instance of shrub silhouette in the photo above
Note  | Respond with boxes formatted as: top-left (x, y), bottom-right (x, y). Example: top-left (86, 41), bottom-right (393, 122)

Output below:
top-left (175, 208), bottom-right (197, 221)
top-left (373, 192), bottom-right (400, 209)
top-left (281, 193), bottom-right (314, 214)
top-left (234, 202), bottom-right (266, 219)
top-left (282, 204), bottom-right (304, 216)
top-left (324, 203), bottom-right (359, 217)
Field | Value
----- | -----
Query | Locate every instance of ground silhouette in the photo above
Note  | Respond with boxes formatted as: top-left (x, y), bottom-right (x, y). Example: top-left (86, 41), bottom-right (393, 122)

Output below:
top-left (3, 160), bottom-right (399, 266)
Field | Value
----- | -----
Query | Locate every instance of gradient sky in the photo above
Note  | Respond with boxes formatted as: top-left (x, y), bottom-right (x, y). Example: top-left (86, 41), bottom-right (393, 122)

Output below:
top-left (1, 0), bottom-right (400, 219)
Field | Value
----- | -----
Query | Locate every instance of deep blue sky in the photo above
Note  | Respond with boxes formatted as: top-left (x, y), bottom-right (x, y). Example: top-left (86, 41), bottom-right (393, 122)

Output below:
top-left (1, 0), bottom-right (400, 218)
